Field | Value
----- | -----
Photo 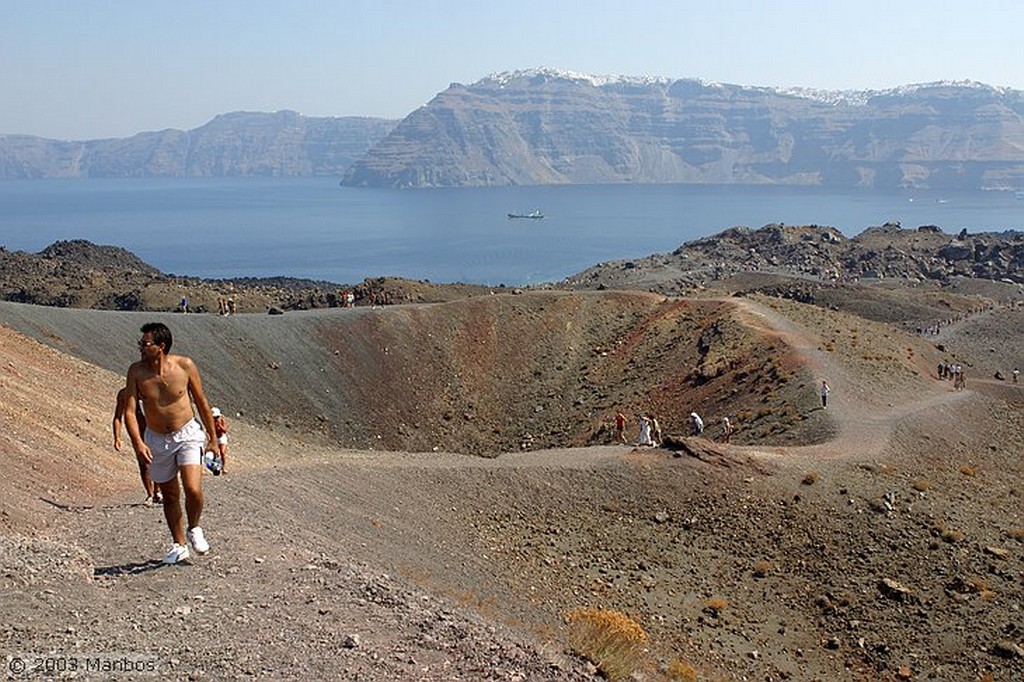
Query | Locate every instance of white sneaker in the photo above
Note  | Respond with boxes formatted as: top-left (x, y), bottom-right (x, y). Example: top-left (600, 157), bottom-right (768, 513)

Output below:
top-left (164, 543), bottom-right (190, 564)
top-left (187, 527), bottom-right (210, 555)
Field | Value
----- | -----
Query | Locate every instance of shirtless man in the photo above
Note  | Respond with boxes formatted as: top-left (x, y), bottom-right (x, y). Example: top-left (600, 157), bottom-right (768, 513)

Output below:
top-left (112, 387), bottom-right (161, 505)
top-left (124, 322), bottom-right (221, 564)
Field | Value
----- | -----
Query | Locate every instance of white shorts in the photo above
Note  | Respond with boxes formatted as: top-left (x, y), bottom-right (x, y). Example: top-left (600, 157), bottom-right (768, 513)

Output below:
top-left (217, 435), bottom-right (229, 445)
top-left (145, 419), bottom-right (204, 484)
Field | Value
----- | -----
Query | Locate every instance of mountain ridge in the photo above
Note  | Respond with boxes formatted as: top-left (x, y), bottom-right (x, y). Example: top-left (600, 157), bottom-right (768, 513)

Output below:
top-left (481, 67), bottom-right (1017, 104)
top-left (343, 69), bottom-right (1024, 189)
top-left (0, 110), bottom-right (397, 179)
top-left (7, 69), bottom-right (1024, 188)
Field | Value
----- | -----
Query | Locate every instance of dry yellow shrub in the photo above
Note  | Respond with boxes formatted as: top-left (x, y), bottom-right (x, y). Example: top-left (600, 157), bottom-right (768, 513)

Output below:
top-left (565, 607), bottom-right (648, 681)
top-left (703, 598), bottom-right (728, 616)
top-left (667, 658), bottom-right (699, 681)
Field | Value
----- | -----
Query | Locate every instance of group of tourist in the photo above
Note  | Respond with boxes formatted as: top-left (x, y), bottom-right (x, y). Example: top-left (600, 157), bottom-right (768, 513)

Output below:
top-left (177, 293), bottom-right (238, 315)
top-left (615, 411), bottom-right (665, 446)
top-left (216, 297), bottom-right (238, 315)
top-left (614, 409), bottom-right (734, 446)
top-left (916, 300), bottom-right (1017, 338)
top-left (938, 362), bottom-right (967, 390)
top-left (613, 375), bottom-right (837, 448)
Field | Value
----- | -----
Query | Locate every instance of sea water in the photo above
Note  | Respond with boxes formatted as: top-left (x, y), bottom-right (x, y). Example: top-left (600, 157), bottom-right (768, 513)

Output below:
top-left (1, 178), bottom-right (1021, 286)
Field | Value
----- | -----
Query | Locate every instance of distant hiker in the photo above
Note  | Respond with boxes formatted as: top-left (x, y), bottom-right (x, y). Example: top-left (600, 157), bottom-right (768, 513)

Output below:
top-left (649, 414), bottom-right (662, 446)
top-left (1014, 368), bottom-right (1020, 384)
top-left (636, 414), bottom-right (654, 446)
top-left (936, 362), bottom-right (944, 380)
top-left (227, 297), bottom-right (237, 315)
top-left (721, 417), bottom-right (733, 444)
top-left (820, 380), bottom-right (830, 409)
top-left (211, 406), bottom-right (229, 474)
top-left (180, 295), bottom-right (189, 314)
top-left (690, 412), bottom-right (704, 436)
top-left (124, 322), bottom-right (221, 565)
top-left (113, 387), bottom-right (160, 506)
top-left (614, 411), bottom-right (627, 444)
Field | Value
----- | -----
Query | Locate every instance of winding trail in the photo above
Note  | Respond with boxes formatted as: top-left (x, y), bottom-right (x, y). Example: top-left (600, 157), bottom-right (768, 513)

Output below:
top-left (726, 297), bottom-right (973, 464)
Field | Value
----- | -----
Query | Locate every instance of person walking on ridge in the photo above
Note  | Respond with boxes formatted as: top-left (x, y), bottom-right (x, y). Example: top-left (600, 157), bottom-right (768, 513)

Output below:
top-left (820, 380), bottom-right (830, 409)
top-left (636, 414), bottom-right (654, 446)
top-left (649, 414), bottom-right (662, 447)
top-left (614, 411), bottom-right (627, 444)
top-left (113, 387), bottom-right (160, 506)
top-left (211, 406), bottom-right (229, 473)
top-left (721, 416), bottom-right (733, 444)
top-left (124, 322), bottom-right (221, 564)
top-left (690, 412), bottom-right (704, 436)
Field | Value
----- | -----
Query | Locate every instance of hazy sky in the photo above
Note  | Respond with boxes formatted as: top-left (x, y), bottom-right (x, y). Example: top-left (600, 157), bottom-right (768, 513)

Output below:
top-left (3, 0), bottom-right (1022, 140)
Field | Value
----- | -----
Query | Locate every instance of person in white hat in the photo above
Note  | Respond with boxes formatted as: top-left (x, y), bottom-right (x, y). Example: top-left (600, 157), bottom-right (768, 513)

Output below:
top-left (690, 412), bottom-right (704, 436)
top-left (211, 407), bottom-right (229, 473)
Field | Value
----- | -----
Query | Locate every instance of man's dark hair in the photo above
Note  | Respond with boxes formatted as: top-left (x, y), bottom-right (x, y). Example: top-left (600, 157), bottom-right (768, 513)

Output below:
top-left (141, 322), bottom-right (172, 353)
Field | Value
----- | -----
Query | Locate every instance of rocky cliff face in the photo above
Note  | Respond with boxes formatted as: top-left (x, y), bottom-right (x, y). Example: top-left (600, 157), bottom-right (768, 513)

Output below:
top-left (0, 111), bottom-right (396, 179)
top-left (342, 69), bottom-right (1024, 190)
top-left (7, 71), bottom-right (1024, 188)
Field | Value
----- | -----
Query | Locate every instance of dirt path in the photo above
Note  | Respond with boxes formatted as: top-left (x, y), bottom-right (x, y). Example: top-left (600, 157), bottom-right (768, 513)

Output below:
top-left (728, 297), bottom-right (971, 463)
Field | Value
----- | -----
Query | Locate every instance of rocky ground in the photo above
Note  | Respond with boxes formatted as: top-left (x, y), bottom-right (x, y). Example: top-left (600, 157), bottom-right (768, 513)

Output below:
top-left (3, 222), bottom-right (1023, 316)
top-left (565, 222), bottom-right (1024, 299)
top-left (1, 224), bottom-right (1023, 681)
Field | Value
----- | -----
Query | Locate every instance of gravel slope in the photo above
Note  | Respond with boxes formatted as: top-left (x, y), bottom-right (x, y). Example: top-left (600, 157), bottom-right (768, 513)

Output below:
top-left (1, 292), bottom-right (1022, 681)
